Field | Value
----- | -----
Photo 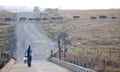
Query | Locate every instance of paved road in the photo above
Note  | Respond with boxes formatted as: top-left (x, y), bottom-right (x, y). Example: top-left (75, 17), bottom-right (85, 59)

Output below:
top-left (9, 60), bottom-right (72, 72)
top-left (16, 22), bottom-right (57, 60)
top-left (9, 15), bottom-right (73, 72)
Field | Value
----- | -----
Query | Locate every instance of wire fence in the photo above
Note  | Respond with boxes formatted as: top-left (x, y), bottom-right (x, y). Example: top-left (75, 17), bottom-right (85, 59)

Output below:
top-left (52, 47), bottom-right (120, 72)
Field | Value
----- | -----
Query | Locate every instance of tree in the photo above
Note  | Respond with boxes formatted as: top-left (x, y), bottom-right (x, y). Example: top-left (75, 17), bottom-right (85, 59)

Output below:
top-left (57, 23), bottom-right (75, 60)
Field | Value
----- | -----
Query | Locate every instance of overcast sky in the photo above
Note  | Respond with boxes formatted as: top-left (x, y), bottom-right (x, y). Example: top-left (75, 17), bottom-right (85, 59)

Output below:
top-left (0, 0), bottom-right (120, 9)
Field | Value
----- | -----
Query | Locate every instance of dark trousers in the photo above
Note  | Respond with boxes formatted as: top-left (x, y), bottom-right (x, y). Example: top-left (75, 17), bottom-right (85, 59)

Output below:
top-left (27, 56), bottom-right (32, 67)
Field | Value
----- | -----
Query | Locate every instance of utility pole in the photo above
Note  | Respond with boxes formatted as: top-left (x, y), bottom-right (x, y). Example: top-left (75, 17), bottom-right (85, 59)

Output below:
top-left (50, 50), bottom-right (53, 57)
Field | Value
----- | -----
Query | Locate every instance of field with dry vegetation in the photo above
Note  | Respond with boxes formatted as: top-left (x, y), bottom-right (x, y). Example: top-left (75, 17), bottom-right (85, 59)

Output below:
top-left (0, 10), bottom-right (16, 69)
top-left (0, 10), bottom-right (15, 22)
top-left (36, 9), bottom-right (120, 72)
top-left (0, 23), bottom-right (16, 69)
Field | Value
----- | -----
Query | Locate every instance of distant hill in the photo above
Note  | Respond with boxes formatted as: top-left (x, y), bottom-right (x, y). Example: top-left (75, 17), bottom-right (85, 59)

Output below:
top-left (0, 10), bottom-right (14, 17)
top-left (58, 9), bottom-right (120, 19)
top-left (0, 10), bottom-right (15, 22)
top-left (38, 9), bottom-right (120, 72)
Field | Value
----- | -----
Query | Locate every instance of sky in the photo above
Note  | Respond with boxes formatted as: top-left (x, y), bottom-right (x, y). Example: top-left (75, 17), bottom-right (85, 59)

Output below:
top-left (0, 0), bottom-right (120, 9)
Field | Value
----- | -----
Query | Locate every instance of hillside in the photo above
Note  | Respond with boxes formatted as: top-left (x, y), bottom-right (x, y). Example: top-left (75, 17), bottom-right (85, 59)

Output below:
top-left (0, 23), bottom-right (16, 69)
top-left (58, 9), bottom-right (120, 20)
top-left (37, 9), bottom-right (120, 72)
top-left (41, 9), bottom-right (120, 48)
top-left (0, 10), bottom-right (15, 22)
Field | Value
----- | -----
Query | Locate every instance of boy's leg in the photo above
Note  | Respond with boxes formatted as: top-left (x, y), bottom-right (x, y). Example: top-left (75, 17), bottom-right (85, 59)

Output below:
top-left (27, 56), bottom-right (31, 67)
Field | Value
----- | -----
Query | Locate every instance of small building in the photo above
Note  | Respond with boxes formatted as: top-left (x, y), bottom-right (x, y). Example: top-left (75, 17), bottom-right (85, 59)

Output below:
top-left (73, 16), bottom-right (80, 19)
top-left (19, 17), bottom-right (27, 21)
top-left (28, 18), bottom-right (34, 21)
top-left (42, 18), bottom-right (48, 20)
top-left (15, 12), bottom-right (35, 22)
top-left (111, 16), bottom-right (117, 19)
top-left (4, 18), bottom-right (13, 21)
top-left (33, 7), bottom-right (40, 12)
top-left (34, 18), bottom-right (41, 21)
top-left (51, 17), bottom-right (63, 20)
top-left (90, 16), bottom-right (97, 19)
top-left (99, 15), bottom-right (107, 19)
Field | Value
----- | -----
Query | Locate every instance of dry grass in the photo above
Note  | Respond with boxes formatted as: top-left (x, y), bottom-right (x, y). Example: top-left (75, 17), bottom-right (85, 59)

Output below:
top-left (58, 9), bottom-right (120, 20)
top-left (36, 9), bottom-right (120, 72)
top-left (0, 10), bottom-right (15, 22)
top-left (0, 23), bottom-right (15, 69)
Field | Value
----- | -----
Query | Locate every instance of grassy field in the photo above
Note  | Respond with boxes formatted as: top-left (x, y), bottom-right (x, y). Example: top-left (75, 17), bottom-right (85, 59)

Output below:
top-left (0, 10), bottom-right (15, 22)
top-left (36, 9), bottom-right (120, 72)
top-left (0, 23), bottom-right (15, 69)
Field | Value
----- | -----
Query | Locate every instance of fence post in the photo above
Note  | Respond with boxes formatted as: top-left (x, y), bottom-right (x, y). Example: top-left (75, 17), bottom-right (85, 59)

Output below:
top-left (109, 48), bottom-right (114, 72)
top-left (50, 50), bottom-right (53, 57)
top-left (58, 35), bottom-right (61, 60)
top-left (103, 59), bottom-right (106, 72)
top-left (82, 48), bottom-right (85, 67)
